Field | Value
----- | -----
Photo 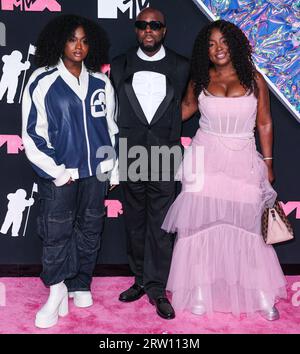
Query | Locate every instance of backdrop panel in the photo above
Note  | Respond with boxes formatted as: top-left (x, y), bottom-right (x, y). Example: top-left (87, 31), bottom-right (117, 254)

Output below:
top-left (0, 0), bottom-right (299, 265)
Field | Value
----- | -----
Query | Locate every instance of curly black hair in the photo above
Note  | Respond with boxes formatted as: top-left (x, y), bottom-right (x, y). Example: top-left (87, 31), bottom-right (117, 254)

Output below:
top-left (35, 14), bottom-right (109, 72)
top-left (191, 20), bottom-right (257, 97)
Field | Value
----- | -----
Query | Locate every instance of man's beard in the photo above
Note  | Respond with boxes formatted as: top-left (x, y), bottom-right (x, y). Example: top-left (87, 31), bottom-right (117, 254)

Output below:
top-left (139, 38), bottom-right (164, 53)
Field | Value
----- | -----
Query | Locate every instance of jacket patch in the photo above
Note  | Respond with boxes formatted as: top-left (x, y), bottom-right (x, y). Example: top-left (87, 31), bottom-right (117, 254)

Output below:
top-left (90, 89), bottom-right (106, 118)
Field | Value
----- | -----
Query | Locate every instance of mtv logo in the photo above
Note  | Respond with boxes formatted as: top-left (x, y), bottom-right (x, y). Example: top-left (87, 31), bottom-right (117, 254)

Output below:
top-left (1, 0), bottom-right (61, 12)
top-left (101, 63), bottom-right (111, 76)
top-left (0, 135), bottom-right (24, 154)
top-left (105, 199), bottom-right (123, 218)
top-left (0, 22), bottom-right (6, 46)
top-left (181, 137), bottom-right (192, 148)
top-left (98, 0), bottom-right (150, 19)
top-left (0, 282), bottom-right (6, 307)
top-left (280, 202), bottom-right (300, 219)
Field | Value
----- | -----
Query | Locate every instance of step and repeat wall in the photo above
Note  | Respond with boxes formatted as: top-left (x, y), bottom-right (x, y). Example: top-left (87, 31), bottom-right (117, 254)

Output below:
top-left (0, 0), bottom-right (299, 266)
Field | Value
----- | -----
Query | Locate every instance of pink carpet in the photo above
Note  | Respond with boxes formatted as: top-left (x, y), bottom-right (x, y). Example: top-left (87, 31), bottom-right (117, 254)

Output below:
top-left (0, 276), bottom-right (299, 334)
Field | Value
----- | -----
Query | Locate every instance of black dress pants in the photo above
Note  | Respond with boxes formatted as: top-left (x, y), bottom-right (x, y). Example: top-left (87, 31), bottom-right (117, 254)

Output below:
top-left (121, 180), bottom-right (176, 299)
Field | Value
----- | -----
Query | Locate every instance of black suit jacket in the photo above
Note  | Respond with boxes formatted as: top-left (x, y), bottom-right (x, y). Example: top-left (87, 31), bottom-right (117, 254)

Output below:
top-left (111, 47), bottom-right (190, 178)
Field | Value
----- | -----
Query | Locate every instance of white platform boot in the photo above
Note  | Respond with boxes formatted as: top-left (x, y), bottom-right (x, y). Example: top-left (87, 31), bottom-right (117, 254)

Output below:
top-left (191, 287), bottom-right (206, 315)
top-left (68, 291), bottom-right (93, 308)
top-left (258, 291), bottom-right (279, 321)
top-left (35, 281), bottom-right (69, 328)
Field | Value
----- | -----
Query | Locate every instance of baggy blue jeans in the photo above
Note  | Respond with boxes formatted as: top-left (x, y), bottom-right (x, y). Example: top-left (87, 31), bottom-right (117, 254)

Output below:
top-left (37, 176), bottom-right (108, 291)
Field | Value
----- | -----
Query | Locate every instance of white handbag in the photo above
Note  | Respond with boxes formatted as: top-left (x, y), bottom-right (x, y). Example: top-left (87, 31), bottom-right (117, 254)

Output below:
top-left (262, 201), bottom-right (294, 245)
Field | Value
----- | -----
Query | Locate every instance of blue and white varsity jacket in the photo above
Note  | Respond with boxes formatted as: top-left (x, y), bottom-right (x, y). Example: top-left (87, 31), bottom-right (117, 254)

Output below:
top-left (22, 59), bottom-right (119, 186)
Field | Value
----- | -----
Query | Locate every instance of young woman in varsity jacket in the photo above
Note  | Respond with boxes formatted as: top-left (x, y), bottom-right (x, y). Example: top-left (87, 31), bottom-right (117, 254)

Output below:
top-left (22, 15), bottom-right (119, 329)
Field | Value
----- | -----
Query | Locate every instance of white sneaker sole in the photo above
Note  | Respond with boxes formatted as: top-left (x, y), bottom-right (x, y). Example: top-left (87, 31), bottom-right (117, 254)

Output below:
top-left (74, 297), bottom-right (93, 308)
top-left (191, 304), bottom-right (206, 316)
top-left (69, 292), bottom-right (93, 308)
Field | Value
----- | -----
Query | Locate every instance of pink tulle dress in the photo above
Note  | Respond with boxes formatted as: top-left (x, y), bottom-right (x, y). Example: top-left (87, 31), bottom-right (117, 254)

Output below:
top-left (162, 89), bottom-right (287, 316)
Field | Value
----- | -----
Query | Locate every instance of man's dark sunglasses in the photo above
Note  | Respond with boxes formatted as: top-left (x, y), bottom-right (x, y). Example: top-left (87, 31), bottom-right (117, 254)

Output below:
top-left (135, 20), bottom-right (166, 31)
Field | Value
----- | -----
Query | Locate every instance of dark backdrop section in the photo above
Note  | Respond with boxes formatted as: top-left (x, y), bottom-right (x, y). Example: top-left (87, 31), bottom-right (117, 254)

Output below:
top-left (270, 93), bottom-right (300, 263)
top-left (0, 0), bottom-right (298, 267)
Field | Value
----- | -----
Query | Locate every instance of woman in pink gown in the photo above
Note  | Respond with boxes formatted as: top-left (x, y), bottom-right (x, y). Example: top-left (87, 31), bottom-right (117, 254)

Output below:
top-left (162, 20), bottom-right (287, 320)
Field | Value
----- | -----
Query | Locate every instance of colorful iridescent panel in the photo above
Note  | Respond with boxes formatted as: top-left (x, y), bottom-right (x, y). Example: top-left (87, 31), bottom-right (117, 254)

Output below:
top-left (195, 0), bottom-right (300, 121)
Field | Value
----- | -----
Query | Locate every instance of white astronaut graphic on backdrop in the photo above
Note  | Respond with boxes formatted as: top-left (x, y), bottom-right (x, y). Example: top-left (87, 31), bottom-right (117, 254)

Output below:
top-left (0, 50), bottom-right (30, 104)
top-left (0, 189), bottom-right (34, 237)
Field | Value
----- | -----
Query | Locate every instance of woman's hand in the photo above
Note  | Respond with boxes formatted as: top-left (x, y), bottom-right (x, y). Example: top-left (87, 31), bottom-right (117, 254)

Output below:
top-left (66, 177), bottom-right (74, 185)
top-left (266, 164), bottom-right (275, 184)
top-left (182, 80), bottom-right (198, 121)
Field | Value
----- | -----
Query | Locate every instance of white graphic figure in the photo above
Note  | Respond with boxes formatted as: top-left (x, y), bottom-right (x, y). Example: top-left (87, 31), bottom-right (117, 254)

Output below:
top-left (22, 182), bottom-right (38, 236)
top-left (0, 189), bottom-right (34, 237)
top-left (18, 44), bottom-right (36, 103)
top-left (0, 50), bottom-right (30, 104)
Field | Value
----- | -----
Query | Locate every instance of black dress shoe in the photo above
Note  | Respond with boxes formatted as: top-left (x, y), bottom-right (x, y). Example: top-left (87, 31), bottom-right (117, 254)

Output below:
top-left (150, 297), bottom-right (175, 320)
top-left (119, 284), bottom-right (145, 302)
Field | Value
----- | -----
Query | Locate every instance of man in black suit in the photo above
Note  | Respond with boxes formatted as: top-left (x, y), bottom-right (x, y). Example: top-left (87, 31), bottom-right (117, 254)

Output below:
top-left (111, 7), bottom-right (189, 320)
